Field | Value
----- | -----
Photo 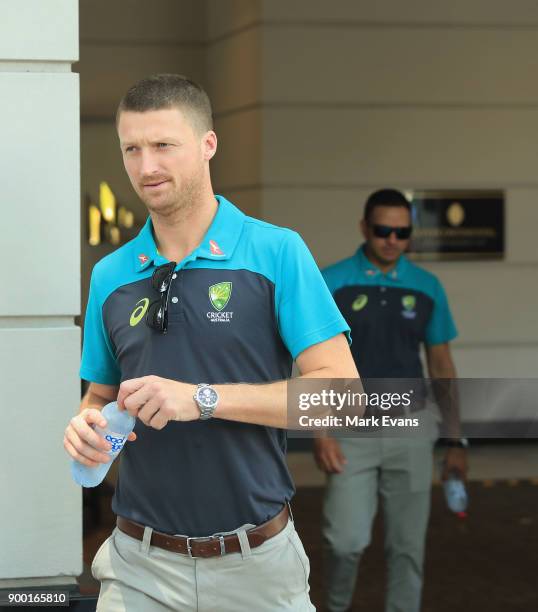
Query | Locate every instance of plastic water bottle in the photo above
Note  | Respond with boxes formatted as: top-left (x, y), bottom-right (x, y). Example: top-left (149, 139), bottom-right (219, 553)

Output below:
top-left (443, 471), bottom-right (468, 517)
top-left (71, 401), bottom-right (135, 488)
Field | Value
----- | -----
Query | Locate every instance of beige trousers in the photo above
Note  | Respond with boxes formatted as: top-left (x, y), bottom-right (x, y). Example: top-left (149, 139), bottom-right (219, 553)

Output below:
top-left (91, 518), bottom-right (315, 611)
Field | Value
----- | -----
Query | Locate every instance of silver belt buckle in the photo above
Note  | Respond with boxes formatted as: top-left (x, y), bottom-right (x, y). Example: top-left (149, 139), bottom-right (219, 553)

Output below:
top-left (186, 534), bottom-right (226, 558)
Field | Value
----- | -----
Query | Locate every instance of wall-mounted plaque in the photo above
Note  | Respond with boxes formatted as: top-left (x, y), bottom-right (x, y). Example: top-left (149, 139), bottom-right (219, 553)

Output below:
top-left (405, 190), bottom-right (504, 261)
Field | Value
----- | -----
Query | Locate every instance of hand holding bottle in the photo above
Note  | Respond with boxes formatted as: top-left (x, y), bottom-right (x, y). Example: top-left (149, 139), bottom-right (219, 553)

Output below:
top-left (65, 402), bottom-right (136, 487)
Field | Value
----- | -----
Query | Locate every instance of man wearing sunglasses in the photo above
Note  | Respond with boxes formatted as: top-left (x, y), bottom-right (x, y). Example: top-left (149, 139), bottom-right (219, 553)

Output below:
top-left (315, 189), bottom-right (467, 612)
top-left (63, 74), bottom-right (359, 612)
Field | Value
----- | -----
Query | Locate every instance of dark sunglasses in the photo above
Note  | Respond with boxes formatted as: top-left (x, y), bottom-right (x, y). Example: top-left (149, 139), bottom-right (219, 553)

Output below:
top-left (146, 261), bottom-right (177, 334)
top-left (371, 224), bottom-right (413, 240)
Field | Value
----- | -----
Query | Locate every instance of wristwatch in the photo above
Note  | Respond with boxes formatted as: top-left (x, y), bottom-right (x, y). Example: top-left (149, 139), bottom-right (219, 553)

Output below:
top-left (445, 438), bottom-right (469, 449)
top-left (193, 383), bottom-right (219, 420)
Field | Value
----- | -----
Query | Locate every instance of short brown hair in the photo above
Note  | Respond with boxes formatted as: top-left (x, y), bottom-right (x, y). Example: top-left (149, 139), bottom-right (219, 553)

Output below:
top-left (116, 74), bottom-right (213, 134)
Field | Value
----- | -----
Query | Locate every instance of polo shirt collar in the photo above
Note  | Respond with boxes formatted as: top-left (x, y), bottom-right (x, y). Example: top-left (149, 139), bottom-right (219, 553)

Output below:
top-left (355, 244), bottom-right (408, 282)
top-left (196, 195), bottom-right (245, 260)
top-left (132, 195), bottom-right (245, 272)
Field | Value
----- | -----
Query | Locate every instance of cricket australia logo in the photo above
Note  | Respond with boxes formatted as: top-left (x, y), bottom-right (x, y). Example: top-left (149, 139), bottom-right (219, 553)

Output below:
top-left (207, 282), bottom-right (233, 323)
top-left (401, 295), bottom-right (417, 319)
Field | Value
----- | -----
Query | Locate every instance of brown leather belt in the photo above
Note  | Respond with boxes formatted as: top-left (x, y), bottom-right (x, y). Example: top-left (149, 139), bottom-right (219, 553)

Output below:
top-left (116, 505), bottom-right (289, 558)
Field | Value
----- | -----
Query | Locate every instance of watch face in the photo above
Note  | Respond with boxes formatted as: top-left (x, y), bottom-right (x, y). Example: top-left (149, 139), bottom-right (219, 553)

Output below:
top-left (198, 387), bottom-right (218, 407)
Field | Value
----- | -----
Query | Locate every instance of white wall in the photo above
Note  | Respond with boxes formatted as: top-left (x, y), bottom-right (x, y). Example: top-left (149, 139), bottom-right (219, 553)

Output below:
top-left (256, 1), bottom-right (538, 379)
top-left (0, 0), bottom-right (81, 585)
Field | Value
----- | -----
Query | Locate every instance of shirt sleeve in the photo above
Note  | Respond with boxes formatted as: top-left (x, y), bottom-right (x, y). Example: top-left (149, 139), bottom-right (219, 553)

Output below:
top-left (79, 270), bottom-right (122, 385)
top-left (275, 231), bottom-right (351, 359)
top-left (321, 266), bottom-right (339, 296)
top-left (425, 278), bottom-right (458, 346)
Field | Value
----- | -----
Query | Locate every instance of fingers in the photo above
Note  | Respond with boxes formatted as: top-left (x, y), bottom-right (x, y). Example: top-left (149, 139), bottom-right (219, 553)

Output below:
top-left (314, 439), bottom-right (347, 474)
top-left (64, 426), bottom-right (111, 465)
top-left (138, 396), bottom-right (161, 428)
top-left (74, 409), bottom-right (110, 450)
top-left (137, 392), bottom-right (173, 430)
top-left (63, 409), bottom-right (112, 465)
top-left (149, 411), bottom-right (169, 431)
top-left (123, 386), bottom-right (156, 417)
top-left (118, 377), bottom-right (151, 410)
top-left (120, 377), bottom-right (177, 428)
top-left (64, 436), bottom-right (109, 467)
top-left (325, 448), bottom-right (346, 473)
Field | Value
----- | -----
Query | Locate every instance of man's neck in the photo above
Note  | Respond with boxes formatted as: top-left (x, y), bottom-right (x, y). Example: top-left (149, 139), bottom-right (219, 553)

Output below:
top-left (150, 190), bottom-right (218, 263)
top-left (363, 245), bottom-right (399, 275)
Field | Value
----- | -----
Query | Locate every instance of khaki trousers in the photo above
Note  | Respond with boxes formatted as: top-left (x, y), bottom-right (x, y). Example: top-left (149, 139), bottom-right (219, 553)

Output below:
top-left (323, 411), bottom-right (438, 612)
top-left (91, 518), bottom-right (315, 612)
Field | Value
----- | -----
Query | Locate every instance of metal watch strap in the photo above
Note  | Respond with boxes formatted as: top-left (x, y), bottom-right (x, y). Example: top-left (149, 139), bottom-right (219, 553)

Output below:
top-left (194, 383), bottom-right (217, 420)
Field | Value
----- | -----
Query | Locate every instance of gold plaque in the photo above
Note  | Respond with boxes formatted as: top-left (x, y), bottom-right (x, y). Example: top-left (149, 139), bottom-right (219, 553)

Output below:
top-left (447, 202), bottom-right (465, 227)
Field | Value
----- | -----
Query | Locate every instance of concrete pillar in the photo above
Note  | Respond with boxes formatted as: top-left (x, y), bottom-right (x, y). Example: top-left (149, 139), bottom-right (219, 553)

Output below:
top-left (0, 0), bottom-right (81, 587)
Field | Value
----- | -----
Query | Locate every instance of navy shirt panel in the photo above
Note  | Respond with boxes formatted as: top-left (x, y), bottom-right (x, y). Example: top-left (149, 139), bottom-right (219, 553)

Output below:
top-left (332, 284), bottom-right (434, 378)
top-left (103, 268), bottom-right (291, 385)
top-left (323, 246), bottom-right (457, 379)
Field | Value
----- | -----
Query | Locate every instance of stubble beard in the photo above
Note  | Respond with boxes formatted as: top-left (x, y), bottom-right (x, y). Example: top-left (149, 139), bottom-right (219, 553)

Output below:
top-left (141, 168), bottom-right (204, 221)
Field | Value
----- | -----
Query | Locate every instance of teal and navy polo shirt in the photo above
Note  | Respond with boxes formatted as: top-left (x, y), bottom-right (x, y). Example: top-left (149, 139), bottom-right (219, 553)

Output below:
top-left (323, 246), bottom-right (457, 379)
top-left (80, 195), bottom-right (349, 536)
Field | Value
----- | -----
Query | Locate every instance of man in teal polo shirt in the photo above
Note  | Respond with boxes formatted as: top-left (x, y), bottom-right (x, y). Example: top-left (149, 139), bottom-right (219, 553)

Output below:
top-left (63, 74), bottom-right (359, 611)
top-left (315, 189), bottom-right (468, 612)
